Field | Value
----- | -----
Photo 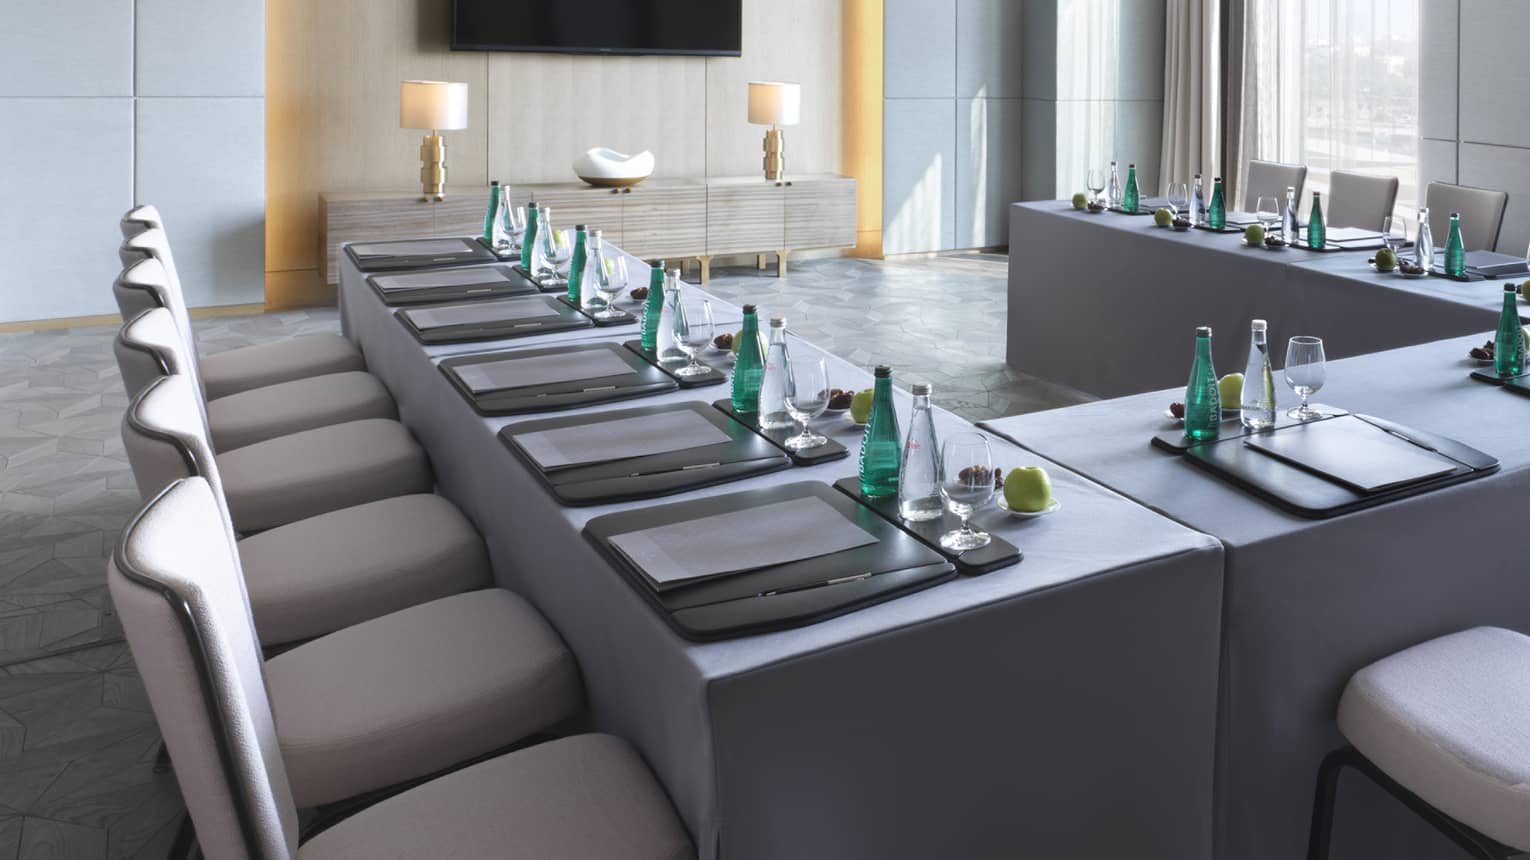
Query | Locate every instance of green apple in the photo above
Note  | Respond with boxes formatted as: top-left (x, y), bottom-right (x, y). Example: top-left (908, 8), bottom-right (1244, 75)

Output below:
top-left (731, 329), bottom-right (766, 356)
top-left (1244, 224), bottom-right (1266, 245)
top-left (1071, 192), bottom-right (1089, 210)
top-left (1218, 373), bottom-right (1243, 407)
top-left (1154, 207), bottom-right (1173, 227)
top-left (849, 389), bottom-right (875, 424)
top-left (1375, 247), bottom-right (1398, 272)
top-left (1519, 281), bottom-right (1529, 300)
top-left (1003, 466), bottom-right (1053, 513)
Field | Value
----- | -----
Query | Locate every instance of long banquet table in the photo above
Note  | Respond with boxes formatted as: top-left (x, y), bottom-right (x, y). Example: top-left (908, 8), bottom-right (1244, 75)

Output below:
top-left (1008, 200), bottom-right (1525, 398)
top-left (339, 245), bottom-right (1226, 859)
top-left (981, 333), bottom-right (1530, 860)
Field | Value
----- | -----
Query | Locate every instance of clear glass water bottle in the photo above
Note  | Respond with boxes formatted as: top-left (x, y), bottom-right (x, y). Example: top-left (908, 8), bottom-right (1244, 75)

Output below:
top-left (1184, 326), bottom-right (1221, 441)
top-left (898, 383), bottom-right (943, 522)
top-left (531, 206), bottom-right (558, 282)
top-left (1415, 208), bottom-right (1434, 273)
top-left (1239, 319), bottom-right (1276, 431)
top-left (490, 185), bottom-right (516, 252)
top-left (655, 268), bottom-right (685, 366)
top-left (757, 317), bottom-right (793, 429)
top-left (580, 229), bottom-right (610, 314)
top-left (1107, 161), bottom-right (1122, 208)
top-left (1282, 186), bottom-right (1298, 241)
top-left (1190, 174), bottom-right (1207, 226)
top-left (1445, 212), bottom-right (1466, 277)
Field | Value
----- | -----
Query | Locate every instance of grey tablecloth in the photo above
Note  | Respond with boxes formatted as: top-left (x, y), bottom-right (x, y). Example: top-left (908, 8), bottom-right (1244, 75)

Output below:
top-left (340, 243), bottom-right (1226, 859)
top-left (981, 333), bottom-right (1530, 860)
top-left (1008, 201), bottom-right (1523, 398)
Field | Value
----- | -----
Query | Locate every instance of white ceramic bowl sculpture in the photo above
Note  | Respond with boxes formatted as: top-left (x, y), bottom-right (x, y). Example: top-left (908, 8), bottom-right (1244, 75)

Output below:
top-left (573, 147), bottom-right (655, 188)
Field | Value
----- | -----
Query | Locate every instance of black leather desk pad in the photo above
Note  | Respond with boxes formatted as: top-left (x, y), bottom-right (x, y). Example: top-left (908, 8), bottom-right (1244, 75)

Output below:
top-left (1471, 368), bottom-right (1530, 397)
top-left (584, 481), bottom-right (956, 640)
top-left (440, 342), bottom-right (677, 416)
top-left (832, 477), bottom-right (1021, 576)
top-left (510, 265), bottom-right (572, 294)
top-left (473, 236), bottom-right (521, 261)
top-left (623, 341), bottom-right (727, 388)
top-left (554, 295), bottom-right (637, 328)
top-left (1151, 409), bottom-right (1337, 453)
top-left (1178, 413), bottom-right (1497, 518)
top-left (368, 264), bottom-right (539, 307)
top-left (499, 402), bottom-right (791, 506)
top-left (399, 295), bottom-right (592, 345)
top-left (344, 237), bottom-right (497, 272)
top-left (711, 399), bottom-right (849, 466)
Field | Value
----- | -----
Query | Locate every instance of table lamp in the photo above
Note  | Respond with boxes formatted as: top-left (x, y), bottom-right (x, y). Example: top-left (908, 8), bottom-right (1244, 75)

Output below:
top-left (400, 80), bottom-right (469, 201)
top-left (747, 81), bottom-right (801, 182)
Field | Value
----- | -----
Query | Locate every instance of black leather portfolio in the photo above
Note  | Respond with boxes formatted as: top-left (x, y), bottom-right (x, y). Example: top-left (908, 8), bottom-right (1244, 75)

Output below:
top-left (832, 477), bottom-right (1022, 576)
top-left (367, 264), bottom-right (539, 306)
top-left (584, 481), bottom-right (956, 640)
top-left (711, 400), bottom-right (849, 466)
top-left (499, 402), bottom-right (791, 505)
top-left (440, 342), bottom-right (677, 416)
top-left (624, 341), bottom-right (727, 388)
top-left (398, 295), bottom-right (593, 344)
top-left (344, 237), bottom-right (497, 272)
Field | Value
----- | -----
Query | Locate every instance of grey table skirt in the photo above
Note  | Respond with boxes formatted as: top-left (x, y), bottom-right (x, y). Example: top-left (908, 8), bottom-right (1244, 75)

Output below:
top-left (340, 244), bottom-right (1226, 859)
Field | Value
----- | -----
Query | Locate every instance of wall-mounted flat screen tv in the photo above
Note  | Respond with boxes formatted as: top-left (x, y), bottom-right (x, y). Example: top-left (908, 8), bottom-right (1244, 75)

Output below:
top-left (451, 0), bottom-right (742, 56)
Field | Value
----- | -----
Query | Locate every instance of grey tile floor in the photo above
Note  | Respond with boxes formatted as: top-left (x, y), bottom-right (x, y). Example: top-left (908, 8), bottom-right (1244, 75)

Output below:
top-left (0, 251), bottom-right (1084, 858)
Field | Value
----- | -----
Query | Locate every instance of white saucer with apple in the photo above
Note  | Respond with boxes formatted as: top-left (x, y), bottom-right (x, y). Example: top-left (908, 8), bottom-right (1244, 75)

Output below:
top-left (996, 465), bottom-right (1059, 518)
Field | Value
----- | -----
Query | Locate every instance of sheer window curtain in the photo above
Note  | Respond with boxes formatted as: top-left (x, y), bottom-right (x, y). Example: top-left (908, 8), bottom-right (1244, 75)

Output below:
top-left (1160, 0), bottom-right (1222, 199)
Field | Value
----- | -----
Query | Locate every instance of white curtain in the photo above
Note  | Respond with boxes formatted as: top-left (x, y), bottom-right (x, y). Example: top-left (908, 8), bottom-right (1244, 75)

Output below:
top-left (1159, 0), bottom-right (1221, 194)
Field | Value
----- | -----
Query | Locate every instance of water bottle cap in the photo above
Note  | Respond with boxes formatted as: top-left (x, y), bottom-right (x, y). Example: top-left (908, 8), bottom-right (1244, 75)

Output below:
top-left (1128, 163), bottom-right (1136, 168)
top-left (575, 223), bottom-right (587, 231)
top-left (1194, 173), bottom-right (1201, 179)
top-left (1251, 319), bottom-right (1267, 331)
top-left (1196, 326), bottom-right (1213, 337)
top-left (1507, 284), bottom-right (1518, 293)
top-left (590, 228), bottom-right (602, 238)
top-left (666, 268), bottom-right (681, 278)
top-left (743, 304), bottom-right (758, 315)
top-left (490, 179), bottom-right (499, 185)
top-left (1213, 176), bottom-right (1222, 182)
top-left (769, 317), bottom-right (786, 327)
top-left (911, 383), bottom-right (933, 396)
top-left (1451, 211), bottom-right (1460, 218)
top-left (1286, 186), bottom-right (1295, 193)
top-left (874, 365), bottom-right (891, 378)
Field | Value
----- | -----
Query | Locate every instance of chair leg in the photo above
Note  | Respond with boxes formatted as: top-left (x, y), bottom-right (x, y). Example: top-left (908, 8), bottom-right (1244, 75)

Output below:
top-left (1307, 747), bottom-right (1350, 860)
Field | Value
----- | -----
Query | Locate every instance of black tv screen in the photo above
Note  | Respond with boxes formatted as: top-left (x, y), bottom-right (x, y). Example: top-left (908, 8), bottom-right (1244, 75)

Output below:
top-left (451, 0), bottom-right (742, 56)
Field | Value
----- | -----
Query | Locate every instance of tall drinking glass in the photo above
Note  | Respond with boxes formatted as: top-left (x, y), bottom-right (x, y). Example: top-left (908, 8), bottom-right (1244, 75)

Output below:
top-left (938, 433), bottom-right (994, 552)
top-left (1284, 336), bottom-right (1327, 421)
top-left (783, 356), bottom-right (831, 451)
top-left (1086, 169), bottom-right (1106, 204)
top-left (672, 295), bottom-right (714, 378)
top-left (1256, 196), bottom-right (1280, 234)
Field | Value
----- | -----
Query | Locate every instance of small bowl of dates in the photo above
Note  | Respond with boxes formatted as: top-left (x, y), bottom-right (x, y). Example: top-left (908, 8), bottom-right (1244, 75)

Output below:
top-left (712, 332), bottom-right (734, 352)
top-left (1469, 339), bottom-right (1497, 366)
top-left (1397, 262), bottom-right (1427, 278)
top-left (825, 388), bottom-right (855, 413)
top-left (629, 286), bottom-right (649, 302)
top-left (1263, 235), bottom-right (1287, 249)
top-left (1172, 216), bottom-right (1192, 232)
top-left (1086, 200), bottom-right (1107, 214)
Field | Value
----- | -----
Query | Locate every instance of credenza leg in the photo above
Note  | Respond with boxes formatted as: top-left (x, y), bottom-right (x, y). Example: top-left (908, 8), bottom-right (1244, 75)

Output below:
top-left (776, 250), bottom-right (788, 277)
top-left (757, 254), bottom-right (767, 270)
top-left (698, 256), bottom-right (711, 284)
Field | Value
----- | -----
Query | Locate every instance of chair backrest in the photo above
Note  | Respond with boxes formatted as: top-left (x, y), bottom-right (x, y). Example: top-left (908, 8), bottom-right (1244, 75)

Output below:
top-left (122, 373), bottom-right (222, 506)
top-left (1426, 182), bottom-right (1510, 252)
top-left (120, 204), bottom-right (163, 240)
top-left (108, 476), bottom-right (299, 860)
top-left (1243, 160), bottom-right (1308, 212)
top-left (117, 250), bottom-right (205, 394)
top-left (115, 308), bottom-right (186, 402)
top-left (1326, 171), bottom-right (1399, 230)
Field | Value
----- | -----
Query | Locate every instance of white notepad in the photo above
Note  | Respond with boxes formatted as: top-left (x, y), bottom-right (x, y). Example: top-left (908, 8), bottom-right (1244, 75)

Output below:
top-left (453, 350), bottom-right (636, 394)
top-left (352, 239), bottom-right (468, 257)
top-left (512, 409), bottom-right (733, 470)
top-left (372, 268), bottom-right (513, 292)
top-left (405, 298), bottom-right (561, 330)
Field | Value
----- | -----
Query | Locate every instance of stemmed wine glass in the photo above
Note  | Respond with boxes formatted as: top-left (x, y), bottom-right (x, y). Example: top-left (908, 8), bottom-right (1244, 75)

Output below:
top-left (1285, 336), bottom-right (1327, 421)
top-left (783, 356), bottom-right (830, 451)
top-left (938, 433), bottom-right (995, 552)
top-left (1382, 215), bottom-right (1407, 252)
top-left (1256, 196), bottom-right (1280, 236)
top-left (493, 203), bottom-right (525, 253)
top-left (593, 255), bottom-right (629, 321)
top-left (543, 229), bottom-right (572, 286)
top-left (1086, 169), bottom-right (1106, 205)
top-left (672, 293), bottom-right (714, 378)
top-left (1167, 182), bottom-right (1189, 217)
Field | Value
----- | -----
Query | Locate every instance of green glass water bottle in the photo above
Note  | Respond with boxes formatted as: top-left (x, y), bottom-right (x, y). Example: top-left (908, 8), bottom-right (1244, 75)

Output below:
top-left (1208, 177), bottom-right (1226, 230)
top-left (566, 225), bottom-right (588, 305)
top-left (481, 180), bottom-right (500, 243)
top-left (1307, 192), bottom-right (1326, 249)
top-left (1123, 163), bottom-right (1140, 214)
top-left (1495, 284), bottom-right (1525, 378)
top-left (1184, 326), bottom-right (1221, 441)
top-left (520, 203), bottom-right (539, 270)
top-left (731, 305), bottom-right (765, 414)
top-left (640, 261), bottom-right (665, 351)
top-left (859, 366), bottom-right (902, 498)
top-left (1445, 212), bottom-right (1466, 277)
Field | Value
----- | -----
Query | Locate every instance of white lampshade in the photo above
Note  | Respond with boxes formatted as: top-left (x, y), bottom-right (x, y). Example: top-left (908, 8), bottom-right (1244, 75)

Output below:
top-left (400, 80), bottom-right (469, 131)
top-left (747, 81), bottom-right (801, 127)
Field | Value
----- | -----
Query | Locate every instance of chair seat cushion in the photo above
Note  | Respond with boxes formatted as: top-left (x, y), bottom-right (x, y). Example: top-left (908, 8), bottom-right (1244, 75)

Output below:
top-left (201, 334), bottom-right (364, 400)
top-left (238, 494), bottom-right (490, 646)
top-left (216, 419), bottom-right (432, 532)
top-left (208, 371), bottom-right (396, 452)
top-left (298, 734), bottom-right (692, 860)
top-left (1338, 626), bottom-right (1530, 852)
top-left (266, 589), bottom-right (582, 808)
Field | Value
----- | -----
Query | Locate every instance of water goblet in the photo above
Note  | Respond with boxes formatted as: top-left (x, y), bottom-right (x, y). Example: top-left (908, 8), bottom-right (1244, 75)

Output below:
top-left (938, 433), bottom-right (995, 552)
top-left (1086, 169), bottom-right (1106, 205)
top-left (672, 294), bottom-right (714, 378)
top-left (783, 356), bottom-right (831, 451)
top-left (1168, 182), bottom-right (1189, 217)
top-left (1256, 196), bottom-right (1280, 235)
top-left (1382, 215), bottom-right (1407, 252)
top-left (1284, 336), bottom-right (1327, 421)
top-left (592, 255), bottom-right (629, 321)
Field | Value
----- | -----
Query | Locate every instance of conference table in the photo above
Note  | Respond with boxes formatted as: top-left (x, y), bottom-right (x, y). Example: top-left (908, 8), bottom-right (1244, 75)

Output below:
top-left (1008, 200), bottom-right (1525, 398)
top-left (339, 246), bottom-right (1226, 859)
top-left (981, 333), bottom-right (1530, 860)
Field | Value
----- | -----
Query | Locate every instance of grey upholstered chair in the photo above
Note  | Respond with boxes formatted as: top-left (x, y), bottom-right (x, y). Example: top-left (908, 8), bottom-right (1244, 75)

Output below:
top-left (1325, 171), bottom-right (1400, 231)
top-left (1426, 182), bottom-right (1510, 252)
top-left (124, 372), bottom-right (491, 646)
top-left (110, 477), bottom-right (690, 857)
top-left (117, 262), bottom-right (395, 452)
top-left (1308, 627), bottom-right (1530, 859)
top-left (1243, 160), bottom-right (1308, 212)
top-left (118, 217), bottom-right (364, 399)
top-left (117, 298), bottom-right (432, 533)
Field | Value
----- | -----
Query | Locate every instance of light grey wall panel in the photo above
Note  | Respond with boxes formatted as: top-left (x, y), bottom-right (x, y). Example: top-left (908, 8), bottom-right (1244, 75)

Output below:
top-left (1115, 99), bottom-right (1164, 195)
top-left (136, 0), bottom-right (266, 97)
top-left (0, 1), bottom-right (133, 97)
top-left (1020, 2), bottom-right (1057, 99)
top-left (956, 0), bottom-right (1024, 98)
top-left (1020, 99), bottom-right (1056, 201)
top-left (884, 99), bottom-right (957, 254)
top-left (1458, 0), bottom-right (1530, 147)
top-left (957, 98), bottom-right (1023, 247)
top-left (136, 98), bottom-right (266, 308)
top-left (1418, 0), bottom-right (1458, 141)
top-left (0, 99), bottom-right (134, 322)
top-left (1459, 142), bottom-right (1530, 255)
top-left (885, 0), bottom-right (958, 99)
top-left (1117, 0), bottom-right (1167, 101)
top-left (1419, 138), bottom-right (1458, 188)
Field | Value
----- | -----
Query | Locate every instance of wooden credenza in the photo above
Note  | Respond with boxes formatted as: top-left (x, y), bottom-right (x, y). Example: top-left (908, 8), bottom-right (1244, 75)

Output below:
top-left (318, 174), bottom-right (856, 284)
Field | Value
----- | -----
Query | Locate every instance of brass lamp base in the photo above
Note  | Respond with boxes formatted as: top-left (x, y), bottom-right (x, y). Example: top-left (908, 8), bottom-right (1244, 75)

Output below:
top-left (419, 131), bottom-right (447, 201)
top-left (762, 126), bottom-right (786, 182)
